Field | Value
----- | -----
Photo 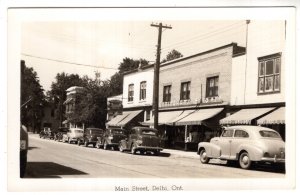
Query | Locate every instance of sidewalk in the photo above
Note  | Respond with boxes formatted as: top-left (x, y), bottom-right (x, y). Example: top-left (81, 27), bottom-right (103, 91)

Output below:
top-left (163, 148), bottom-right (199, 159)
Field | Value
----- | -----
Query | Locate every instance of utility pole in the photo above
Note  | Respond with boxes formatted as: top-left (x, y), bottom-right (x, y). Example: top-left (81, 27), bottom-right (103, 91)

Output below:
top-left (151, 23), bottom-right (172, 129)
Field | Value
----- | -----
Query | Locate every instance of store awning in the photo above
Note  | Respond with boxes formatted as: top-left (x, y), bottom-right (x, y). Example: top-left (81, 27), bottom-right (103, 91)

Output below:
top-left (220, 107), bottom-right (276, 125)
top-left (175, 108), bottom-right (224, 126)
top-left (170, 110), bottom-right (195, 125)
top-left (63, 98), bottom-right (74, 105)
top-left (116, 110), bottom-right (143, 127)
top-left (257, 107), bottom-right (285, 125)
top-left (142, 111), bottom-right (184, 126)
top-left (106, 113), bottom-right (130, 126)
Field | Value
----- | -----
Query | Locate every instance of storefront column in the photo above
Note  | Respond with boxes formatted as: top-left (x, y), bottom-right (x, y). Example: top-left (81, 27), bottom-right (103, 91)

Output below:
top-left (184, 125), bottom-right (188, 151)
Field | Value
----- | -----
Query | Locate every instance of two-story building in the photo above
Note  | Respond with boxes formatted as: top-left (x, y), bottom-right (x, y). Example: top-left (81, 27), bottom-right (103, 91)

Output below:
top-left (143, 42), bottom-right (246, 150)
top-left (106, 65), bottom-right (154, 130)
top-left (63, 86), bottom-right (86, 129)
top-left (220, 20), bottom-right (286, 140)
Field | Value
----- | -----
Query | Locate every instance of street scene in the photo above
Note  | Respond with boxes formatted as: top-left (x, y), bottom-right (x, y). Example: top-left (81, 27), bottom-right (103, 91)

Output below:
top-left (15, 8), bottom-right (291, 190)
top-left (25, 133), bottom-right (285, 178)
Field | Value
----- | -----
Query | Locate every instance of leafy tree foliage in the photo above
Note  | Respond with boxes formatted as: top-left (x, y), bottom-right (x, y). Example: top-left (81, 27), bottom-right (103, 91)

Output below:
top-left (118, 57), bottom-right (149, 73)
top-left (161, 49), bottom-right (183, 63)
top-left (21, 60), bottom-right (45, 132)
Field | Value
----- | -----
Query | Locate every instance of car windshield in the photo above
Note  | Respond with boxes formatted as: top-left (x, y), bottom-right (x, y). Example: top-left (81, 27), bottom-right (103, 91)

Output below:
top-left (141, 130), bottom-right (157, 135)
top-left (74, 130), bottom-right (83, 133)
top-left (259, 130), bottom-right (281, 138)
top-left (112, 129), bottom-right (123, 134)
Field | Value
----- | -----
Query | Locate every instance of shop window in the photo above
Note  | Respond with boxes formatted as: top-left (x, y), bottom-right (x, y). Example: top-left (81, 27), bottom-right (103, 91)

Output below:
top-left (128, 84), bottom-right (134, 102)
top-left (140, 81), bottom-right (146, 100)
top-left (206, 76), bottom-right (219, 97)
top-left (258, 53), bottom-right (281, 94)
top-left (163, 85), bottom-right (172, 102)
top-left (180, 81), bottom-right (190, 100)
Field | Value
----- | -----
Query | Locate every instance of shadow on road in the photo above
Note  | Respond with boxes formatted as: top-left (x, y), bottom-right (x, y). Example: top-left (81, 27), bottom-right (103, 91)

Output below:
top-left (24, 162), bottom-right (88, 178)
top-left (28, 146), bottom-right (39, 150)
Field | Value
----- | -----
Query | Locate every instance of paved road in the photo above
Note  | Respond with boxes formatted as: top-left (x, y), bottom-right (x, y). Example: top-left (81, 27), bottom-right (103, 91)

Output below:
top-left (24, 134), bottom-right (285, 178)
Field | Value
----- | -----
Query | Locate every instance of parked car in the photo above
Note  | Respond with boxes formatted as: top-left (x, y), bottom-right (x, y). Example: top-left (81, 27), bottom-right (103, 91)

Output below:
top-left (78, 128), bottom-right (104, 147)
top-left (119, 127), bottom-right (163, 155)
top-left (96, 128), bottom-right (126, 150)
top-left (20, 125), bottom-right (28, 178)
top-left (63, 128), bottom-right (84, 144)
top-left (197, 125), bottom-right (285, 169)
top-left (54, 127), bottom-right (69, 142)
top-left (39, 127), bottom-right (54, 139)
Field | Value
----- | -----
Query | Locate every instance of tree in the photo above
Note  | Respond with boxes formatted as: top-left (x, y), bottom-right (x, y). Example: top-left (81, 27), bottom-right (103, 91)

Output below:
top-left (47, 73), bottom-right (87, 126)
top-left (161, 49), bottom-right (183, 63)
top-left (118, 57), bottom-right (149, 73)
top-left (21, 60), bottom-right (45, 132)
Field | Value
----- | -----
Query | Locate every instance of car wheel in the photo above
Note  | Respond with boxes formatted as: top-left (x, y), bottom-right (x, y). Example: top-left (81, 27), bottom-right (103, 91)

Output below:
top-left (103, 141), bottom-right (108, 150)
top-left (93, 143), bottom-right (96, 148)
top-left (77, 140), bottom-right (81, 146)
top-left (154, 150), bottom-right (160, 156)
top-left (131, 144), bottom-right (136, 155)
top-left (239, 151), bottom-right (252, 169)
top-left (96, 143), bottom-right (101, 149)
top-left (199, 149), bottom-right (210, 164)
top-left (119, 144), bottom-right (124, 152)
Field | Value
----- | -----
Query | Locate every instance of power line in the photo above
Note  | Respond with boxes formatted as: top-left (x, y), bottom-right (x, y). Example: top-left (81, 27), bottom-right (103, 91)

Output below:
top-left (21, 53), bottom-right (118, 70)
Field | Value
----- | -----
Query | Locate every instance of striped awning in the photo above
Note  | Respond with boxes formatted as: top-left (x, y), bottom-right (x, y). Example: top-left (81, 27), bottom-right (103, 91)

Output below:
top-left (175, 108), bottom-right (224, 126)
top-left (220, 107), bottom-right (276, 125)
top-left (257, 107), bottom-right (285, 125)
top-left (117, 110), bottom-right (143, 127)
top-left (141, 111), bottom-right (184, 126)
top-left (106, 113), bottom-right (129, 126)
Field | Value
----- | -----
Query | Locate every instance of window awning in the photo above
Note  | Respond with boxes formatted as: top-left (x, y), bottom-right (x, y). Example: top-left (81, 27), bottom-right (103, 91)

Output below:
top-left (106, 113), bottom-right (129, 126)
top-left (257, 107), bottom-right (285, 125)
top-left (141, 111), bottom-right (184, 126)
top-left (220, 107), bottom-right (276, 125)
top-left (116, 110), bottom-right (143, 127)
top-left (175, 108), bottom-right (224, 126)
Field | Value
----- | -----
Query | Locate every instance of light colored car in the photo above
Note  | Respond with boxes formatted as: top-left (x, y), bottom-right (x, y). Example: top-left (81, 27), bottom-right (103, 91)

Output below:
top-left (63, 128), bottom-right (84, 144)
top-left (197, 125), bottom-right (285, 169)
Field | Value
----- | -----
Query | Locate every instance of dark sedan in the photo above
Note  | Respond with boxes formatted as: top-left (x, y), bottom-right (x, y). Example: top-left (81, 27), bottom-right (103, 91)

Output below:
top-left (96, 128), bottom-right (126, 150)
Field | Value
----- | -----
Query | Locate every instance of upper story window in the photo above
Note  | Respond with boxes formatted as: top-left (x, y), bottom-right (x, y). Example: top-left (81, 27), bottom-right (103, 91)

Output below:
top-left (128, 84), bottom-right (134, 102)
top-left (163, 85), bottom-right (172, 102)
top-left (206, 76), bottom-right (219, 97)
top-left (140, 81), bottom-right (147, 100)
top-left (180, 81), bottom-right (191, 100)
top-left (258, 53), bottom-right (281, 94)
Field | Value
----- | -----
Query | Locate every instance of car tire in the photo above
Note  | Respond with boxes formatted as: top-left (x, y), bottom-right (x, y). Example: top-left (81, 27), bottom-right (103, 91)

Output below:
top-left (199, 149), bottom-right (210, 164)
top-left (131, 144), bottom-right (136, 155)
top-left (103, 141), bottom-right (108, 150)
top-left (239, 151), bottom-right (252, 169)
top-left (96, 143), bottom-right (101, 149)
top-left (154, 150), bottom-right (160, 156)
top-left (77, 140), bottom-right (81, 146)
top-left (93, 144), bottom-right (96, 148)
top-left (119, 144), bottom-right (124, 152)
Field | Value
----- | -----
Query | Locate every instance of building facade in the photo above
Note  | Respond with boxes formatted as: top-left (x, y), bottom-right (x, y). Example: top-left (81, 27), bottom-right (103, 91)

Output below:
top-left (106, 66), bottom-right (154, 130)
top-left (40, 102), bottom-right (60, 132)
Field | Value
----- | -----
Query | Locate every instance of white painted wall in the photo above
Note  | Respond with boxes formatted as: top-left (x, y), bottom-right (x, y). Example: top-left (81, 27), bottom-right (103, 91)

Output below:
top-left (231, 20), bottom-right (285, 105)
top-left (122, 69), bottom-right (154, 108)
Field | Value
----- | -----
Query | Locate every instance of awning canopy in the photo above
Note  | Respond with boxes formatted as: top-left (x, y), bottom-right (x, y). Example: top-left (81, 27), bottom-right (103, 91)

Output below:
top-left (175, 108), bottom-right (224, 126)
top-left (117, 110), bottom-right (143, 127)
top-left (220, 107), bottom-right (276, 125)
top-left (106, 113), bottom-right (129, 126)
top-left (257, 107), bottom-right (285, 125)
top-left (142, 111), bottom-right (184, 126)
top-left (63, 98), bottom-right (74, 105)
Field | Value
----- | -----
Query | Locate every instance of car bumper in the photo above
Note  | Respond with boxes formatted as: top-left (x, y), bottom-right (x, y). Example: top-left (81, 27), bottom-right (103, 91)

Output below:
top-left (136, 146), bottom-right (163, 151)
top-left (261, 157), bottom-right (285, 163)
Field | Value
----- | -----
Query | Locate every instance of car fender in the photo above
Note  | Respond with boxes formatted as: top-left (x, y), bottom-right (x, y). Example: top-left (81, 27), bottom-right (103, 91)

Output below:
top-left (198, 142), bottom-right (221, 158)
top-left (236, 144), bottom-right (264, 161)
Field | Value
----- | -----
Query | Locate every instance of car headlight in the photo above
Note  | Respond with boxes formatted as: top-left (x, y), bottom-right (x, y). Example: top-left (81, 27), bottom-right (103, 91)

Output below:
top-left (136, 140), bottom-right (143, 145)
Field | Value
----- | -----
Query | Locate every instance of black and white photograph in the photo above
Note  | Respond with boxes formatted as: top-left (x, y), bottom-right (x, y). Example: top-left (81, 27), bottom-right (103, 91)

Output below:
top-left (3, 3), bottom-right (297, 192)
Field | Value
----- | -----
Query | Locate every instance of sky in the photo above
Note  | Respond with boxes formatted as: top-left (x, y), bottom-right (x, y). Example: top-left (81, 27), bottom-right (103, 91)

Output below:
top-left (21, 20), bottom-right (248, 93)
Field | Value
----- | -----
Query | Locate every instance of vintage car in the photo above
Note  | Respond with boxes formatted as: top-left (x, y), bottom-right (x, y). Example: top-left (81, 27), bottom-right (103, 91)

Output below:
top-left (63, 128), bottom-right (84, 144)
top-left (119, 126), bottom-right (163, 155)
top-left (20, 125), bottom-right (28, 178)
top-left (78, 128), bottom-right (104, 147)
top-left (53, 127), bottom-right (69, 142)
top-left (39, 127), bottom-right (54, 139)
top-left (197, 125), bottom-right (285, 169)
top-left (96, 128), bottom-right (126, 150)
